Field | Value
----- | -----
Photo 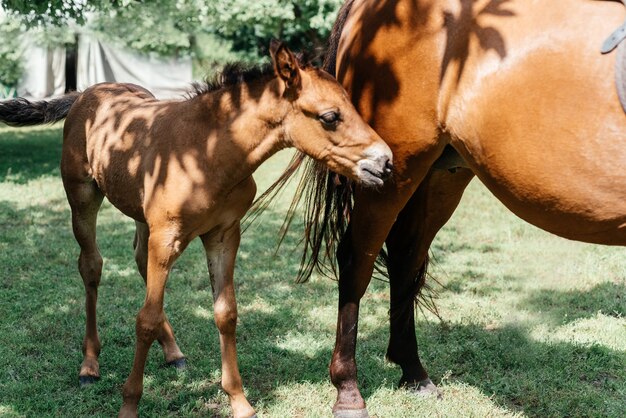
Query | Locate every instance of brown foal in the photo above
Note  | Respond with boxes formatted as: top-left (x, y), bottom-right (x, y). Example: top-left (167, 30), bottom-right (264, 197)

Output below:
top-left (0, 42), bottom-right (392, 417)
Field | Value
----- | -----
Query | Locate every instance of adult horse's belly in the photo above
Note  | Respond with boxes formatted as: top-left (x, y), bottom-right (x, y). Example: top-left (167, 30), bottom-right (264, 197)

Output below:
top-left (444, 0), bottom-right (626, 244)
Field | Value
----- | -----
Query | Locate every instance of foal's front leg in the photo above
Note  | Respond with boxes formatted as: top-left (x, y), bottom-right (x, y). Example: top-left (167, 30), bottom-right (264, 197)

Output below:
top-left (201, 224), bottom-right (256, 418)
top-left (118, 229), bottom-right (187, 418)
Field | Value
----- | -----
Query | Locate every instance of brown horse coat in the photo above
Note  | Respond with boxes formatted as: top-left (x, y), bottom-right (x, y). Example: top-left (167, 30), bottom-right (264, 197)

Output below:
top-left (337, 0), bottom-right (625, 243)
top-left (287, 1), bottom-right (626, 416)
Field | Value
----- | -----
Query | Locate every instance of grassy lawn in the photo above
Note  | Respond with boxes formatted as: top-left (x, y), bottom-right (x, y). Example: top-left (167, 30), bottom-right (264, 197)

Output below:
top-left (0, 125), bottom-right (624, 418)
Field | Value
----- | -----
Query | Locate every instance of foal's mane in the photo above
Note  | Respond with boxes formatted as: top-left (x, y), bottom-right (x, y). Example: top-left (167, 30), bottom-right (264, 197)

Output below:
top-left (187, 63), bottom-right (275, 98)
top-left (187, 54), bottom-right (311, 99)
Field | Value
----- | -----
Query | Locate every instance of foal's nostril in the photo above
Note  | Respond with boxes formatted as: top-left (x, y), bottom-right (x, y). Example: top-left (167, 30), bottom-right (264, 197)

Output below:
top-left (380, 158), bottom-right (393, 179)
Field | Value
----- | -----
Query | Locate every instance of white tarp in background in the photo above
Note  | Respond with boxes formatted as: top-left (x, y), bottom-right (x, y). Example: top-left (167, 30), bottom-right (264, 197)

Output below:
top-left (16, 41), bottom-right (66, 99)
top-left (13, 33), bottom-right (192, 100)
top-left (77, 33), bottom-right (193, 99)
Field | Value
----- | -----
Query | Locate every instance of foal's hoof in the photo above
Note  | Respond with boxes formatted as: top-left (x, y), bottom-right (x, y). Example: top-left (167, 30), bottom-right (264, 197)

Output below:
top-left (165, 357), bottom-right (187, 370)
top-left (333, 408), bottom-right (370, 418)
top-left (79, 375), bottom-right (100, 387)
top-left (404, 378), bottom-right (442, 399)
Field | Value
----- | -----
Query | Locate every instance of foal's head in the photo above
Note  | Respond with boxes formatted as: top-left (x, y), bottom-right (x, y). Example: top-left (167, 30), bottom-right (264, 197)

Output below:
top-left (270, 41), bottom-right (393, 186)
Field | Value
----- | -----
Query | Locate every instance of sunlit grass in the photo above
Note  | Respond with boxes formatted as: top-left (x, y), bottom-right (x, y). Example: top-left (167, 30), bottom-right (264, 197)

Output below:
top-left (0, 126), bottom-right (624, 417)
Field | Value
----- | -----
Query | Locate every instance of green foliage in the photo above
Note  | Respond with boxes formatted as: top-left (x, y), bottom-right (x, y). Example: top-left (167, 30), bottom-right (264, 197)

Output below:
top-left (0, 17), bottom-right (23, 87)
top-left (192, 33), bottom-right (247, 79)
top-left (28, 23), bottom-right (76, 47)
top-left (2, 0), bottom-right (343, 65)
top-left (89, 0), bottom-right (343, 61)
top-left (0, 0), bottom-right (118, 25)
top-left (88, 0), bottom-right (205, 57)
top-left (208, 0), bottom-right (343, 60)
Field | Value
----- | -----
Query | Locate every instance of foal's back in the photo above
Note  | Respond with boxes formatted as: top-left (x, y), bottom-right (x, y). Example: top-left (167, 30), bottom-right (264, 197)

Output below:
top-left (62, 83), bottom-right (209, 223)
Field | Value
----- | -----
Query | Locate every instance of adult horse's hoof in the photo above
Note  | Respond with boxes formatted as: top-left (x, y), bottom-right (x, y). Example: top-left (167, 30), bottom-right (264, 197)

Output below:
top-left (333, 408), bottom-right (370, 418)
top-left (165, 357), bottom-right (187, 370)
top-left (404, 378), bottom-right (442, 399)
top-left (118, 404), bottom-right (138, 418)
top-left (79, 375), bottom-right (100, 386)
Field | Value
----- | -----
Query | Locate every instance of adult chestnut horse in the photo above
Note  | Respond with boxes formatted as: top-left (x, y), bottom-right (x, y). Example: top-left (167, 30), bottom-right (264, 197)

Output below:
top-left (0, 43), bottom-right (392, 418)
top-left (281, 0), bottom-right (626, 416)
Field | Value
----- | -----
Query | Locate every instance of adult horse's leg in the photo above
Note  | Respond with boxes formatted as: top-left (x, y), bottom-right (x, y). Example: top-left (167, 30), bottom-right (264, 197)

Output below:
top-left (385, 168), bottom-right (473, 394)
top-left (119, 230), bottom-right (187, 418)
top-left (332, 188), bottom-right (415, 416)
top-left (64, 178), bottom-right (104, 385)
top-left (329, 3), bottom-right (450, 410)
top-left (331, 148), bottom-right (445, 417)
top-left (200, 225), bottom-right (255, 418)
top-left (133, 221), bottom-right (186, 368)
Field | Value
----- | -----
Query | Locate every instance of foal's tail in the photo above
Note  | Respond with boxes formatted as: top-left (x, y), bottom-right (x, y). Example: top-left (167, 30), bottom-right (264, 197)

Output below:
top-left (0, 92), bottom-right (80, 127)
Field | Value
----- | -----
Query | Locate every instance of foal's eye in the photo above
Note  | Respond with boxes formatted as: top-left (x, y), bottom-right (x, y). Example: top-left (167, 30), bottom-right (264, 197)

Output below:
top-left (319, 111), bottom-right (340, 127)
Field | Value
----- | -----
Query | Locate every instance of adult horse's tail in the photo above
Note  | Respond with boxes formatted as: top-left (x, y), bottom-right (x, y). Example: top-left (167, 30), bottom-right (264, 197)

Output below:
top-left (248, 0), bottom-right (358, 282)
top-left (252, 0), bottom-right (436, 315)
top-left (0, 92), bottom-right (79, 127)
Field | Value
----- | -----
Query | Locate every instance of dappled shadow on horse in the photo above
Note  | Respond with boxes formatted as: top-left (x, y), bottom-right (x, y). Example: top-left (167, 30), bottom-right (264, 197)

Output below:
top-left (277, 0), bottom-right (626, 417)
top-left (0, 41), bottom-right (393, 417)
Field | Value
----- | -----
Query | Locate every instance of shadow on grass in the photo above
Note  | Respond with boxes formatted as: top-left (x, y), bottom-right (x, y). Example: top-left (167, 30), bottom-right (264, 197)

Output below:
top-left (521, 282), bottom-right (626, 325)
top-left (416, 321), bottom-right (625, 417)
top-left (1, 198), bottom-right (624, 417)
top-left (0, 126), bottom-right (64, 184)
top-left (429, 224), bottom-right (511, 298)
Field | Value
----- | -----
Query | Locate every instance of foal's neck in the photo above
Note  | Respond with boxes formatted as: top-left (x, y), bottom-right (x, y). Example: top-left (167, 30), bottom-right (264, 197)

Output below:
top-left (195, 76), bottom-right (291, 188)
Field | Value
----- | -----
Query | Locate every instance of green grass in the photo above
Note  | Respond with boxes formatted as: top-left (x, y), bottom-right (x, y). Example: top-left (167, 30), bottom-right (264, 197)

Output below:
top-left (0, 125), bottom-right (624, 417)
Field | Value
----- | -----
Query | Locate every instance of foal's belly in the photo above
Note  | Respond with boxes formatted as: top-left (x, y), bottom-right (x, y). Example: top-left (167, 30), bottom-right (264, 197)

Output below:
top-left (86, 136), bottom-right (147, 222)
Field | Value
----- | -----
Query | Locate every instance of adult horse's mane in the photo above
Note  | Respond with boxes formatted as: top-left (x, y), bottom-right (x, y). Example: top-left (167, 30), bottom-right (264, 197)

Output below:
top-left (248, 0), bottom-right (438, 318)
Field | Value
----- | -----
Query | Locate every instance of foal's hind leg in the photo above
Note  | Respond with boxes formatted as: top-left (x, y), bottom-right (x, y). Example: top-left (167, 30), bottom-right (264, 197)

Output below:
top-left (63, 176), bottom-right (105, 385)
top-left (385, 168), bottom-right (473, 395)
top-left (133, 221), bottom-right (185, 367)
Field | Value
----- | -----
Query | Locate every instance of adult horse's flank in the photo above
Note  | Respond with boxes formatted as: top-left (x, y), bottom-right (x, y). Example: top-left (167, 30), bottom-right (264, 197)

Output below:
top-left (0, 42), bottom-right (392, 418)
top-left (285, 0), bottom-right (626, 416)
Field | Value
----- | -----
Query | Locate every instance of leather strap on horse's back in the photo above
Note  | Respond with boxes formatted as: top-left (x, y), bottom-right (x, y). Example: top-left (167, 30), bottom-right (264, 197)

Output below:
top-left (602, 20), bottom-right (626, 54)
top-left (601, 0), bottom-right (626, 112)
top-left (615, 43), bottom-right (626, 113)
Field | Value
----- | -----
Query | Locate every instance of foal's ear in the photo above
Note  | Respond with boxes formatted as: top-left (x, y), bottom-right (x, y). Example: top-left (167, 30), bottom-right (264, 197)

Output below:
top-left (270, 40), bottom-right (302, 93)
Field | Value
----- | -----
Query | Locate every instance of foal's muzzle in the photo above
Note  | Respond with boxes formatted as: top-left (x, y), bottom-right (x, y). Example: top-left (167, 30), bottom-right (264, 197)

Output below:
top-left (356, 144), bottom-right (394, 187)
